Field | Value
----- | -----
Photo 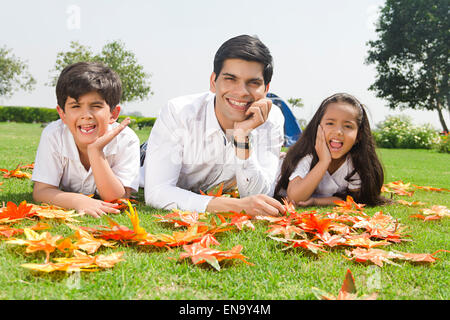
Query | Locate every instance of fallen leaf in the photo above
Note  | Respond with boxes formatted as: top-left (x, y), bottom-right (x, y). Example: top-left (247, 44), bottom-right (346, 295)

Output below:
top-left (312, 269), bottom-right (378, 300)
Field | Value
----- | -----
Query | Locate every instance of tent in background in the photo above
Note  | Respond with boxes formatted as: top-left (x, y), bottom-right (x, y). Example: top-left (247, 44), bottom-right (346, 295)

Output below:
top-left (267, 93), bottom-right (302, 147)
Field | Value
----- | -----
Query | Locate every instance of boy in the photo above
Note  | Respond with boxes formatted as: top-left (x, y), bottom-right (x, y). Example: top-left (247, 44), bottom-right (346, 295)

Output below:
top-left (32, 62), bottom-right (140, 218)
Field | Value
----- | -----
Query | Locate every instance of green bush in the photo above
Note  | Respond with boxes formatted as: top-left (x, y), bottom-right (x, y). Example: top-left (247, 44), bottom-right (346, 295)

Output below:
top-left (373, 115), bottom-right (439, 149)
top-left (0, 106), bottom-right (157, 129)
top-left (0, 106), bottom-right (59, 123)
top-left (435, 133), bottom-right (450, 153)
top-left (118, 115), bottom-right (156, 130)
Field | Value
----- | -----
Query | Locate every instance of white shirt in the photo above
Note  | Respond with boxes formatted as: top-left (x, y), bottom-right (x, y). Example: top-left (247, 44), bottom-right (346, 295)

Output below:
top-left (32, 119), bottom-right (140, 195)
top-left (288, 154), bottom-right (361, 198)
top-left (142, 91), bottom-right (285, 212)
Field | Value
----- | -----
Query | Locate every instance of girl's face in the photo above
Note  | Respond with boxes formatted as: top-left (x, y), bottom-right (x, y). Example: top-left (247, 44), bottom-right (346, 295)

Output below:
top-left (319, 102), bottom-right (359, 161)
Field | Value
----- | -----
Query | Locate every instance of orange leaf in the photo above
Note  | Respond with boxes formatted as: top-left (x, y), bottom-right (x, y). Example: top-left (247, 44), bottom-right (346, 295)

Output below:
top-left (0, 201), bottom-right (36, 221)
top-left (179, 242), bottom-right (253, 270)
top-left (344, 248), bottom-right (448, 267)
top-left (6, 228), bottom-right (66, 263)
top-left (312, 269), bottom-right (377, 300)
top-left (382, 181), bottom-right (414, 197)
top-left (22, 250), bottom-right (124, 273)
top-left (396, 200), bottom-right (426, 207)
top-left (0, 164), bottom-right (32, 179)
top-left (412, 184), bottom-right (450, 192)
top-left (333, 196), bottom-right (367, 215)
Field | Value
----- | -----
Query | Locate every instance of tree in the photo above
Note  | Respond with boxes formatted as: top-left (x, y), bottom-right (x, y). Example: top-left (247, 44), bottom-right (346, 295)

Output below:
top-left (366, 0), bottom-right (449, 132)
top-left (287, 97), bottom-right (304, 108)
top-left (49, 40), bottom-right (153, 103)
top-left (0, 46), bottom-right (36, 98)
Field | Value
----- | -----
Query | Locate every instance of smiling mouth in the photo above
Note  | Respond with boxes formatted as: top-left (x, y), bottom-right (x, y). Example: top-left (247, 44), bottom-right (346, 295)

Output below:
top-left (329, 139), bottom-right (344, 151)
top-left (226, 98), bottom-right (251, 111)
top-left (78, 124), bottom-right (96, 134)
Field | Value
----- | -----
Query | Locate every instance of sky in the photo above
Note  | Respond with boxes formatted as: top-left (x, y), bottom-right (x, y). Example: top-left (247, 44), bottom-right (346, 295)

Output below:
top-left (0, 0), bottom-right (447, 129)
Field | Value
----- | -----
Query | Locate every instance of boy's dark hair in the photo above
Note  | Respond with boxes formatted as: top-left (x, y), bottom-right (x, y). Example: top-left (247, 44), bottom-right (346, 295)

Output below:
top-left (213, 35), bottom-right (273, 85)
top-left (56, 61), bottom-right (122, 111)
top-left (274, 93), bottom-right (389, 206)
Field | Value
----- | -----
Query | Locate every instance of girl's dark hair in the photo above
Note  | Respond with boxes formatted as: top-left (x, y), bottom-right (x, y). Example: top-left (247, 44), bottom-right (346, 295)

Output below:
top-left (213, 34), bottom-right (273, 85)
top-left (56, 61), bottom-right (122, 111)
top-left (274, 93), bottom-right (388, 206)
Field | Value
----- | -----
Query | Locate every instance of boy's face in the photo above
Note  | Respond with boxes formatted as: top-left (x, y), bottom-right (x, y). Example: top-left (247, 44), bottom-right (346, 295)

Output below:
top-left (57, 91), bottom-right (120, 151)
top-left (210, 58), bottom-right (269, 130)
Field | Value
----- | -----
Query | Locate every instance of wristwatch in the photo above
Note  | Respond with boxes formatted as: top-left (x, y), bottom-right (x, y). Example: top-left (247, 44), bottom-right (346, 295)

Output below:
top-left (233, 135), bottom-right (252, 150)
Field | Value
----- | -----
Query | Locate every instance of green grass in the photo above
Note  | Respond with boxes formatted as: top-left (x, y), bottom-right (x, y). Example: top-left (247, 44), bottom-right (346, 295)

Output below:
top-left (0, 122), bottom-right (449, 300)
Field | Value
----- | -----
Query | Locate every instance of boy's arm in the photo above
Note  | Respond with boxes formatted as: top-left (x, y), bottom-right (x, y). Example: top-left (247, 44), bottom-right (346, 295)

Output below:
top-left (87, 118), bottom-right (131, 201)
top-left (33, 181), bottom-right (120, 218)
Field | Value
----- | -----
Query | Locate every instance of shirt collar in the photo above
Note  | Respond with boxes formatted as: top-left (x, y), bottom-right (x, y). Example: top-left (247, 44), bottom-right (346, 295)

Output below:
top-left (205, 93), bottom-right (223, 137)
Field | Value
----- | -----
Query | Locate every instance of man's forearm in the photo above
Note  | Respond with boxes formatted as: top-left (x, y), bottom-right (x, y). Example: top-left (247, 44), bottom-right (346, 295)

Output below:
top-left (206, 196), bottom-right (242, 213)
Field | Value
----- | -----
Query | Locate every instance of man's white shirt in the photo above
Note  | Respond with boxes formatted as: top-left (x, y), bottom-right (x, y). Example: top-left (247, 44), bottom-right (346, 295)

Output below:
top-left (142, 91), bottom-right (284, 212)
top-left (32, 119), bottom-right (140, 195)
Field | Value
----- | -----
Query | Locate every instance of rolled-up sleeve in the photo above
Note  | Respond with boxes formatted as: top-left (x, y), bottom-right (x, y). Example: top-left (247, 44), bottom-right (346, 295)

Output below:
top-left (236, 108), bottom-right (284, 197)
top-left (32, 125), bottom-right (64, 187)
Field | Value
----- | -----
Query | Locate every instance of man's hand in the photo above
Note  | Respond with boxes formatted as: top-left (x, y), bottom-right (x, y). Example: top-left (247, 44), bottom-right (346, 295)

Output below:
top-left (233, 98), bottom-right (272, 134)
top-left (238, 194), bottom-right (285, 217)
top-left (74, 197), bottom-right (121, 218)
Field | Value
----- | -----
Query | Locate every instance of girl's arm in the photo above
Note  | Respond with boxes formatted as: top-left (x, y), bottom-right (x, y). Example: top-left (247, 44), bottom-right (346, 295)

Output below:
top-left (297, 196), bottom-right (342, 207)
top-left (286, 125), bottom-right (331, 203)
top-left (287, 161), bottom-right (329, 202)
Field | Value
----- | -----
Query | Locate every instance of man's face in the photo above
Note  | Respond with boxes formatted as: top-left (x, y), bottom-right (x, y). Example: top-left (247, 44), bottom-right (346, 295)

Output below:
top-left (210, 58), bottom-right (269, 130)
top-left (57, 90), bottom-right (120, 152)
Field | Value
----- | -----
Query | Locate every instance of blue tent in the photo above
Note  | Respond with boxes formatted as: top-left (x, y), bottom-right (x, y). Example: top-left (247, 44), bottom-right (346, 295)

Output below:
top-left (267, 93), bottom-right (302, 147)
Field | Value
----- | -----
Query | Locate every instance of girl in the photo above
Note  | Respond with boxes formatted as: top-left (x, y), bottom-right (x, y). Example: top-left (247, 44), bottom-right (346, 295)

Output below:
top-left (274, 93), bottom-right (387, 206)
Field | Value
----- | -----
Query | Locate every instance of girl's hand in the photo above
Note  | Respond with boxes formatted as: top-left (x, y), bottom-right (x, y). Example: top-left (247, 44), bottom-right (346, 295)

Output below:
top-left (296, 197), bottom-right (316, 207)
top-left (315, 125), bottom-right (331, 164)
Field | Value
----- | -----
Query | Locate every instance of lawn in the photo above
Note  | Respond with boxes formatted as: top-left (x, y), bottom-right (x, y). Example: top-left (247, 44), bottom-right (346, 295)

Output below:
top-left (0, 122), bottom-right (449, 300)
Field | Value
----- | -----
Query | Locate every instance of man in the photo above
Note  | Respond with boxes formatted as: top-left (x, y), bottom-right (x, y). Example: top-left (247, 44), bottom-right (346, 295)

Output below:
top-left (142, 35), bottom-right (285, 216)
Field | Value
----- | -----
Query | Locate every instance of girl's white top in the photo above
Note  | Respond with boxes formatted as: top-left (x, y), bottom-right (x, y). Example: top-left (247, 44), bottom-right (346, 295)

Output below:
top-left (274, 153), bottom-right (361, 198)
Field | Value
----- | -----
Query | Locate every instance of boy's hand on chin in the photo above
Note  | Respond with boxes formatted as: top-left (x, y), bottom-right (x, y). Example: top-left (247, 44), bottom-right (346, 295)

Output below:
top-left (87, 117), bottom-right (131, 154)
top-left (75, 196), bottom-right (121, 218)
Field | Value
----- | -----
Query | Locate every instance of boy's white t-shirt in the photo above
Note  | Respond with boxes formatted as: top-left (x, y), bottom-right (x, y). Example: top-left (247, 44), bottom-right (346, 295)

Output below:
top-left (287, 154), bottom-right (361, 198)
top-left (32, 119), bottom-right (140, 195)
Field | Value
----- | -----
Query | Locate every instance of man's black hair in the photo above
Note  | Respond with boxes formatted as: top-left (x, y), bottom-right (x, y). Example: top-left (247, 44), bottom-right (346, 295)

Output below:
top-left (213, 35), bottom-right (273, 85)
top-left (56, 61), bottom-right (122, 111)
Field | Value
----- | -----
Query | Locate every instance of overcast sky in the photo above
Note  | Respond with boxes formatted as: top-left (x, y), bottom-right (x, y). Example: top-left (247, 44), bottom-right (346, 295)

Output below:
top-left (0, 0), bottom-right (447, 129)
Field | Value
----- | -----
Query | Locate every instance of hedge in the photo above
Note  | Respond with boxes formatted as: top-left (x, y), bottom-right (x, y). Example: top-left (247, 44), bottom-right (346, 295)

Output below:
top-left (118, 115), bottom-right (156, 129)
top-left (0, 106), bottom-right (59, 123)
top-left (0, 106), bottom-right (156, 129)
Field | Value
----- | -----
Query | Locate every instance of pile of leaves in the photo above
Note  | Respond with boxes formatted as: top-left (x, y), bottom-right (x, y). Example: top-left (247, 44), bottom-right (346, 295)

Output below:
top-left (0, 173), bottom-right (449, 299)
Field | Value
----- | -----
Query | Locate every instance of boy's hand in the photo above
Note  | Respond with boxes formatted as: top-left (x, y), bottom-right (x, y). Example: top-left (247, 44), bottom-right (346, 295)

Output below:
top-left (87, 117), bottom-right (131, 153)
top-left (233, 98), bottom-right (272, 136)
top-left (75, 197), bottom-right (121, 218)
top-left (315, 125), bottom-right (331, 164)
